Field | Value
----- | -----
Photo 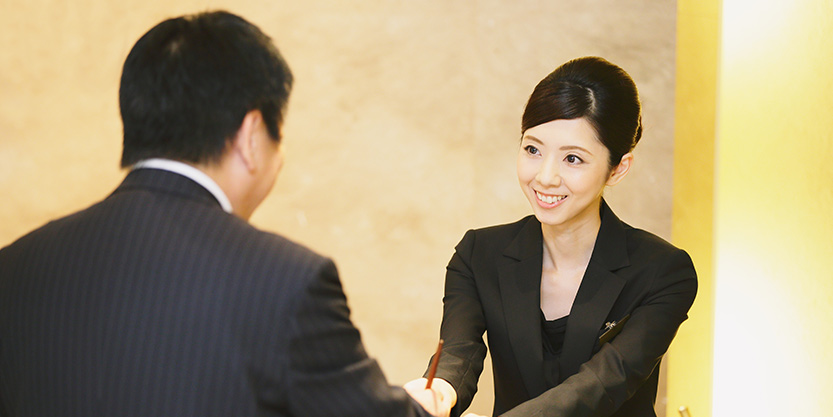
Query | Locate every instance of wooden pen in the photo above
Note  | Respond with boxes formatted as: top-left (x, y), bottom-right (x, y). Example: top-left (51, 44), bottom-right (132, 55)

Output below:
top-left (425, 339), bottom-right (444, 389)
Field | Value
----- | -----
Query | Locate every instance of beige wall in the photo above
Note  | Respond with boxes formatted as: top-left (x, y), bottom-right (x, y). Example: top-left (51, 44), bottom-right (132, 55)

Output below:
top-left (0, 1), bottom-right (677, 414)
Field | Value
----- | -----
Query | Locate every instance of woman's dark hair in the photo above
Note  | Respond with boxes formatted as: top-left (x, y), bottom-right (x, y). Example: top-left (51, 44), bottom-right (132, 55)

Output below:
top-left (119, 11), bottom-right (293, 167)
top-left (521, 56), bottom-right (642, 168)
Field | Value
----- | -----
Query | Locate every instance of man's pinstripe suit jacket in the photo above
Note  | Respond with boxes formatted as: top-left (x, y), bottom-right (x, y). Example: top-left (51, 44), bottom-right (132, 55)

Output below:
top-left (0, 168), bottom-right (429, 417)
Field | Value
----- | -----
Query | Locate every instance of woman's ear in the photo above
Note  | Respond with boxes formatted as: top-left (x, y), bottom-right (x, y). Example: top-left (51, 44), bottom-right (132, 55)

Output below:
top-left (607, 152), bottom-right (633, 186)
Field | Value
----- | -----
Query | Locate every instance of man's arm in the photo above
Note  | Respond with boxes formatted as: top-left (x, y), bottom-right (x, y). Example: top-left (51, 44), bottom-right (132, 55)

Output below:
top-left (286, 259), bottom-right (438, 417)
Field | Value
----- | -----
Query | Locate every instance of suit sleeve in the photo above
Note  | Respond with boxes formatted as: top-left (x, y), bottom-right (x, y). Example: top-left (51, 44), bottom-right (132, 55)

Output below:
top-left (424, 230), bottom-right (488, 417)
top-left (286, 259), bottom-right (431, 417)
top-left (502, 250), bottom-right (698, 417)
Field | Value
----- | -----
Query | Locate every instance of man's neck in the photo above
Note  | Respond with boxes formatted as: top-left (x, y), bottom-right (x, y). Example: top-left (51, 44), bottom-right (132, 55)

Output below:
top-left (132, 158), bottom-right (234, 214)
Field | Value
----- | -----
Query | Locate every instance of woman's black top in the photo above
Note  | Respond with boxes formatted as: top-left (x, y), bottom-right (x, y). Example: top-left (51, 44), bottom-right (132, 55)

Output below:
top-left (541, 313), bottom-right (569, 387)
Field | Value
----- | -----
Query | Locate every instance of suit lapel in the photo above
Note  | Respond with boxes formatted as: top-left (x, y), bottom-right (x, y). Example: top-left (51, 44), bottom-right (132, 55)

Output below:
top-left (498, 217), bottom-right (549, 397)
top-left (560, 201), bottom-right (630, 378)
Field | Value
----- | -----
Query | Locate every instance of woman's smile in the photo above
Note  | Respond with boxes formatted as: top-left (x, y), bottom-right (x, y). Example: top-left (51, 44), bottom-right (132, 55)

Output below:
top-left (535, 191), bottom-right (567, 207)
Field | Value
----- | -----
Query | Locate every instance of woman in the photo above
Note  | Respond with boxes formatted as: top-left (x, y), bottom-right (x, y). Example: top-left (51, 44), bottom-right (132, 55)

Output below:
top-left (407, 57), bottom-right (697, 417)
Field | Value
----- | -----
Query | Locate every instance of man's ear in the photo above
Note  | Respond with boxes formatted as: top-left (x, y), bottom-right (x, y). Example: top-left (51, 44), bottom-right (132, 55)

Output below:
top-left (607, 152), bottom-right (633, 186)
top-left (230, 110), bottom-right (262, 173)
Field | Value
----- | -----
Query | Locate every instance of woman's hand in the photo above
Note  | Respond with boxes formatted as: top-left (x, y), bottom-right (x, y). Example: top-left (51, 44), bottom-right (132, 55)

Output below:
top-left (403, 377), bottom-right (457, 417)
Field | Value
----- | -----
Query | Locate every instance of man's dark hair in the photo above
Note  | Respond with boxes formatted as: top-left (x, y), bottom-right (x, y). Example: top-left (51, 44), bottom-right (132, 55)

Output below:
top-left (119, 11), bottom-right (293, 167)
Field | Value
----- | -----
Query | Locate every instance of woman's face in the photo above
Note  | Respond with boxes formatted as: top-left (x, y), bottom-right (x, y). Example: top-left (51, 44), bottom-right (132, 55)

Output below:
top-left (517, 118), bottom-right (623, 230)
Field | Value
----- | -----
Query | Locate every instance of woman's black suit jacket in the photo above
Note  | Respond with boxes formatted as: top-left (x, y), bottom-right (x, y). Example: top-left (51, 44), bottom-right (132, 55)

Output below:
top-left (429, 201), bottom-right (697, 417)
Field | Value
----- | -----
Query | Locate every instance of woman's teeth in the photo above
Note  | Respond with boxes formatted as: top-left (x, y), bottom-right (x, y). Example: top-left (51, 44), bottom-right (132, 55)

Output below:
top-left (536, 191), bottom-right (566, 204)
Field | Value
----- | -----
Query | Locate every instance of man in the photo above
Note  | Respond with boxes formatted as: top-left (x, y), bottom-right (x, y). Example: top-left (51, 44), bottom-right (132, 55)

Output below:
top-left (0, 11), bottom-right (450, 417)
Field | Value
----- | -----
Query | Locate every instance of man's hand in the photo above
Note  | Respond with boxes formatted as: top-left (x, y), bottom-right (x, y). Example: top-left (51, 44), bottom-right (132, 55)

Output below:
top-left (403, 377), bottom-right (456, 417)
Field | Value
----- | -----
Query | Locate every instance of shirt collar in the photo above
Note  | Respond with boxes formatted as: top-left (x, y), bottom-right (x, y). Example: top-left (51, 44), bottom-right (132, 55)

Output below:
top-left (132, 158), bottom-right (233, 214)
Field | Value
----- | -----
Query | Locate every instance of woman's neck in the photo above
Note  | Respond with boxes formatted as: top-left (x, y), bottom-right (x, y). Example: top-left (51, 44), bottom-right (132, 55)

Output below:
top-left (540, 203), bottom-right (602, 271)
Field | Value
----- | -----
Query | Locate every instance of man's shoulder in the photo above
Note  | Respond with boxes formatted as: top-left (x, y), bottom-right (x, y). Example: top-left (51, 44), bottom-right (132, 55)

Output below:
top-left (0, 204), bottom-right (96, 256)
top-left (1, 195), bottom-right (330, 278)
top-left (236, 221), bottom-right (330, 268)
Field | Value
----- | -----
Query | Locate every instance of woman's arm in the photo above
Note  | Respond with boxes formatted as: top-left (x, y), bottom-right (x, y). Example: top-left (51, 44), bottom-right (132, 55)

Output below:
top-left (425, 230), bottom-right (489, 417)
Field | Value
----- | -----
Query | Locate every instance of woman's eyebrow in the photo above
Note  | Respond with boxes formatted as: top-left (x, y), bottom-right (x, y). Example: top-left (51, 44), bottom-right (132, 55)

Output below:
top-left (521, 135), bottom-right (544, 145)
top-left (522, 136), bottom-right (592, 154)
top-left (560, 145), bottom-right (591, 153)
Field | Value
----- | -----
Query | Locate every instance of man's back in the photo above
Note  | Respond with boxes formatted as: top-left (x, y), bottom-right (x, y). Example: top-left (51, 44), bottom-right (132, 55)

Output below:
top-left (0, 169), bottom-right (422, 416)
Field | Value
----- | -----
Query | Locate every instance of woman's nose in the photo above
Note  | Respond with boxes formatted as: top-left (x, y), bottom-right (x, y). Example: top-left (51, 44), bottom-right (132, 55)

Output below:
top-left (535, 158), bottom-right (562, 186)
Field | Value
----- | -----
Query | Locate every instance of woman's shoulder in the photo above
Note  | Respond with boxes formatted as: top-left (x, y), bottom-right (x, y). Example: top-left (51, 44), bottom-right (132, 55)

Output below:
top-left (453, 215), bottom-right (539, 255)
top-left (461, 215), bottom-right (538, 243)
top-left (470, 215), bottom-right (537, 235)
top-left (597, 201), bottom-right (688, 261)
top-left (617, 223), bottom-right (695, 278)
top-left (622, 223), bottom-right (686, 256)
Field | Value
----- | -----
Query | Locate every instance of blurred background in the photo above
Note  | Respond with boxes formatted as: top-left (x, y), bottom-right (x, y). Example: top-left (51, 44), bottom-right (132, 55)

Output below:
top-left (1, 1), bottom-right (831, 416)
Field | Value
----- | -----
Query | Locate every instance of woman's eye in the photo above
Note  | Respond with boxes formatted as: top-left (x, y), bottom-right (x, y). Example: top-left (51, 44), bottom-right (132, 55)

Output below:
top-left (565, 154), bottom-right (583, 164)
top-left (524, 145), bottom-right (540, 155)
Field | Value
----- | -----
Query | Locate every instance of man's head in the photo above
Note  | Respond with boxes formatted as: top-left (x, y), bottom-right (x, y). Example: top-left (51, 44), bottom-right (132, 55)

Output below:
top-left (119, 11), bottom-right (293, 168)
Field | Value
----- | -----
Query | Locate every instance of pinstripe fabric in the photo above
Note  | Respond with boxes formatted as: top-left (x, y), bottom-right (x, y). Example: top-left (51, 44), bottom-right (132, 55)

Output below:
top-left (0, 169), bottom-right (428, 417)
